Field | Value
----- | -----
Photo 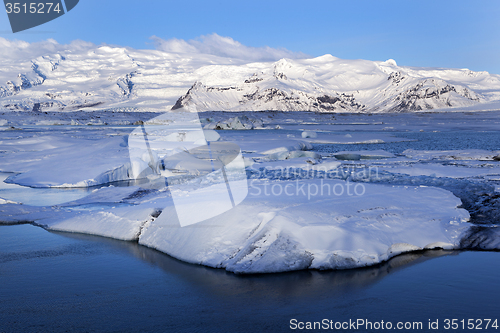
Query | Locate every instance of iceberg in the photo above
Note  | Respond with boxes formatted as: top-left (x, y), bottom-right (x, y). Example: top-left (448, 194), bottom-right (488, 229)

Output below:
top-left (138, 179), bottom-right (470, 273)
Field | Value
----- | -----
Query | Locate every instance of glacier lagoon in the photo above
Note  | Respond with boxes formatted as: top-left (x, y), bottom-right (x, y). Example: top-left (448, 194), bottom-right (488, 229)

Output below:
top-left (1, 110), bottom-right (500, 330)
top-left (1, 110), bottom-right (499, 259)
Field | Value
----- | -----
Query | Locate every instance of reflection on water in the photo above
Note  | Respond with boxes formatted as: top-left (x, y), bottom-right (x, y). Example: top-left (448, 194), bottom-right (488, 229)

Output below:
top-left (1, 224), bottom-right (500, 333)
top-left (56, 229), bottom-right (458, 299)
top-left (79, 231), bottom-right (459, 299)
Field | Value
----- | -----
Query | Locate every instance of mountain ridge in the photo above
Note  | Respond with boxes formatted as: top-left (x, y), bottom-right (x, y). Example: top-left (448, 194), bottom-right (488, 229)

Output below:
top-left (1, 43), bottom-right (499, 112)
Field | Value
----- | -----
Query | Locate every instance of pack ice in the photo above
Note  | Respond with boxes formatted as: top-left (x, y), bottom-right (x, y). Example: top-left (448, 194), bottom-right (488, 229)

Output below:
top-left (1, 109), bottom-right (486, 274)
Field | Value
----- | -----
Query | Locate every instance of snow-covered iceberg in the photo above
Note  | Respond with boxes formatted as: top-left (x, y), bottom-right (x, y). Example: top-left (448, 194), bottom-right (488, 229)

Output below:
top-left (139, 179), bottom-right (470, 273)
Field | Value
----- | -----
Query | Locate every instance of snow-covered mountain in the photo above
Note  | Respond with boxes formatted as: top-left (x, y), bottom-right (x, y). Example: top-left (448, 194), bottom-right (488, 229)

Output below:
top-left (173, 56), bottom-right (500, 112)
top-left (1, 39), bottom-right (499, 112)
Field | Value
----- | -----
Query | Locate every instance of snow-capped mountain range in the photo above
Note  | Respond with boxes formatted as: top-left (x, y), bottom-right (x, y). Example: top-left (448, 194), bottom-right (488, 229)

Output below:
top-left (1, 39), bottom-right (500, 112)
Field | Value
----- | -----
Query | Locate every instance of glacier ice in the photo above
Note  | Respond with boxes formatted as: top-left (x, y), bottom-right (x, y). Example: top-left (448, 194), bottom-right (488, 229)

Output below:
top-left (1, 110), bottom-right (500, 273)
top-left (138, 179), bottom-right (470, 273)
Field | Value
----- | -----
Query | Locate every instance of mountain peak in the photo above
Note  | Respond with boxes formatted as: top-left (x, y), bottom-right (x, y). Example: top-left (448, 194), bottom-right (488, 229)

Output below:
top-left (1, 43), bottom-right (499, 112)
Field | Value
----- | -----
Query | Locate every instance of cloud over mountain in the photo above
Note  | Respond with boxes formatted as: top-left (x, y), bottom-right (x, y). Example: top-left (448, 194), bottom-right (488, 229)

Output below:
top-left (0, 37), bottom-right (95, 61)
top-left (150, 33), bottom-right (309, 62)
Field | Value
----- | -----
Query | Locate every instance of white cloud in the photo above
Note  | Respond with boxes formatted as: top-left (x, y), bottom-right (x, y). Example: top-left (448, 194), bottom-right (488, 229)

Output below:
top-left (151, 33), bottom-right (309, 62)
top-left (0, 37), bottom-right (95, 60)
top-left (0, 34), bottom-right (308, 63)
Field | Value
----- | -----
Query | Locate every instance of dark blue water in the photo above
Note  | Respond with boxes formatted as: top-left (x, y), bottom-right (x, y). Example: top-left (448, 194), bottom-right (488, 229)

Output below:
top-left (1, 224), bottom-right (499, 333)
top-left (312, 131), bottom-right (500, 155)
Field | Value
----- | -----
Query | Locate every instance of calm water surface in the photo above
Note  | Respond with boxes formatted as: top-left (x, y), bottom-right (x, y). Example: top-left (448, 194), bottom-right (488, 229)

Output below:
top-left (1, 224), bottom-right (499, 333)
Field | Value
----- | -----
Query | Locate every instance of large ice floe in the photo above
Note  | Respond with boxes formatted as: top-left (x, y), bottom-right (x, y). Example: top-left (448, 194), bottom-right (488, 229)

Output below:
top-left (139, 179), bottom-right (469, 273)
top-left (1, 110), bottom-right (500, 273)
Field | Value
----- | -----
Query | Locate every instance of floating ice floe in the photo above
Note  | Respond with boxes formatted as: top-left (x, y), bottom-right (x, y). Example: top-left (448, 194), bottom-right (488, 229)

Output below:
top-left (203, 116), bottom-right (264, 130)
top-left (2, 136), bottom-right (131, 188)
top-left (0, 197), bottom-right (18, 204)
top-left (42, 206), bottom-right (159, 241)
top-left (260, 142), bottom-right (313, 155)
top-left (300, 132), bottom-right (410, 144)
top-left (257, 150), bottom-right (321, 162)
top-left (301, 131), bottom-right (317, 138)
top-left (381, 163), bottom-right (500, 179)
top-left (403, 149), bottom-right (500, 161)
top-left (333, 150), bottom-right (396, 160)
top-left (138, 179), bottom-right (470, 273)
top-left (250, 159), bottom-right (342, 173)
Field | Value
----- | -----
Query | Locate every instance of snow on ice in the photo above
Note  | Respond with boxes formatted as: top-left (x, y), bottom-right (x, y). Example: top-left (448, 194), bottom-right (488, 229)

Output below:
top-left (1, 110), bottom-right (500, 273)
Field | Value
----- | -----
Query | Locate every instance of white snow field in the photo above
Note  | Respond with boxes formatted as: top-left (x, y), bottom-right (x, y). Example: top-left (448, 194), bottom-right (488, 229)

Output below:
top-left (1, 110), bottom-right (500, 273)
top-left (1, 38), bottom-right (500, 113)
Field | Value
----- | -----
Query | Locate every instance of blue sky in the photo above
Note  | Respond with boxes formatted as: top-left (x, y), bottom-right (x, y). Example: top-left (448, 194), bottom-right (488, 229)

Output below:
top-left (1, 0), bottom-right (499, 73)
